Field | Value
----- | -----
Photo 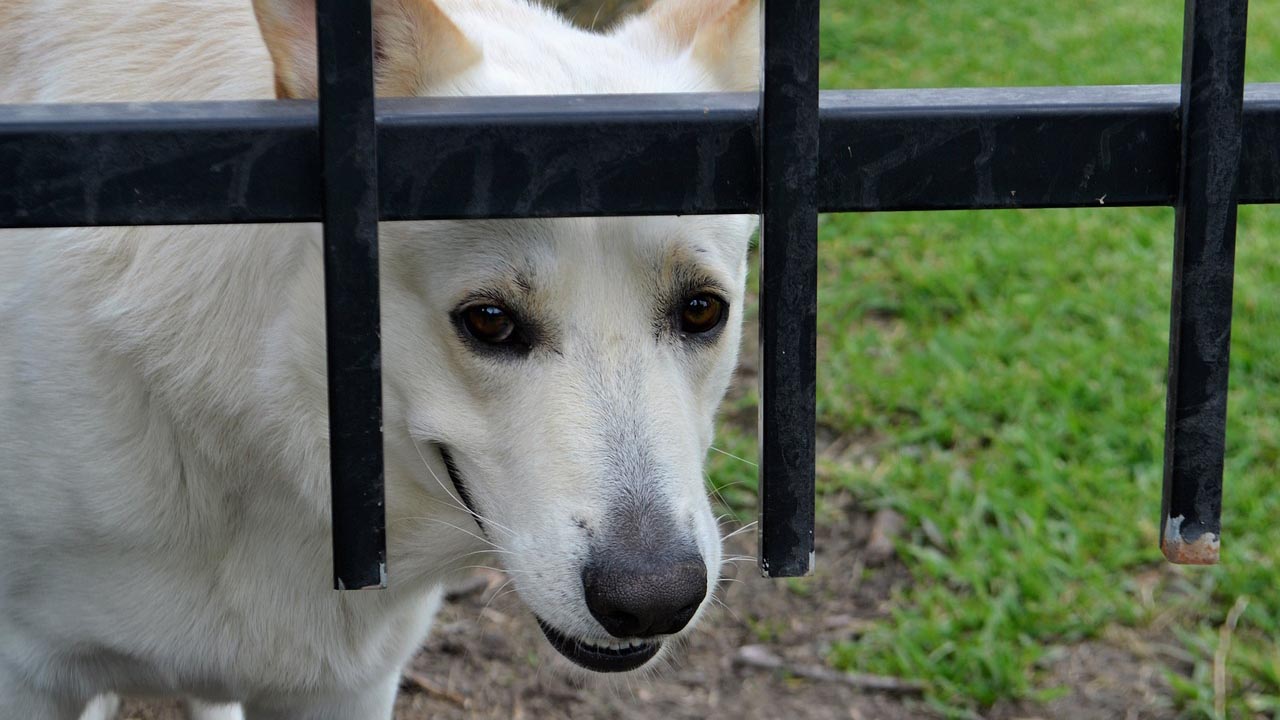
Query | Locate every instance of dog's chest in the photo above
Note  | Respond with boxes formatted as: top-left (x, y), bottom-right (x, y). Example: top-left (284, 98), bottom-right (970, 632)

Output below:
top-left (66, 576), bottom-right (441, 701)
top-left (171, 536), bottom-right (443, 698)
top-left (37, 501), bottom-right (443, 701)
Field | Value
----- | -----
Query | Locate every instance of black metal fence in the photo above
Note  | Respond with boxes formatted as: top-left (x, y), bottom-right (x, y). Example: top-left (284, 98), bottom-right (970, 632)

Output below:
top-left (1, 0), bottom-right (1269, 588)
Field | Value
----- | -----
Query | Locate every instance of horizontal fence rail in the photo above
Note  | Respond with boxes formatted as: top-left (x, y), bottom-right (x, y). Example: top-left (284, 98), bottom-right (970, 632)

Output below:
top-left (5, 85), bottom-right (1280, 230)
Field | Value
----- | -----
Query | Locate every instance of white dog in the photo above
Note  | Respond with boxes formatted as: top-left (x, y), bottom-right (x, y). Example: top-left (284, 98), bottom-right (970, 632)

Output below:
top-left (0, 0), bottom-right (759, 718)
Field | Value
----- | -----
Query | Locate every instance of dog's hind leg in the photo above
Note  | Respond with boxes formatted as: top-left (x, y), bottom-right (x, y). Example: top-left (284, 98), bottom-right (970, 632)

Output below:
top-left (187, 699), bottom-right (244, 720)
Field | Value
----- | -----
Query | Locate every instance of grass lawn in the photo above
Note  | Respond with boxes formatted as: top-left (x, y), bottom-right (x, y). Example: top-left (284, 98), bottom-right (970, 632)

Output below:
top-left (707, 1), bottom-right (1280, 716)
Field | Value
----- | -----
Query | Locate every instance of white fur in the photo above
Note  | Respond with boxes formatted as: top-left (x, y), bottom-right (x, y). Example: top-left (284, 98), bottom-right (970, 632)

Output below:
top-left (188, 702), bottom-right (248, 720)
top-left (0, 1), bottom-right (758, 718)
top-left (76, 696), bottom-right (119, 720)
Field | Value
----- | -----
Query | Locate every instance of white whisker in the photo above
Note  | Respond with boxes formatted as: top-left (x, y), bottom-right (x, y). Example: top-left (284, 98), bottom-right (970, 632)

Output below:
top-left (489, 587), bottom-right (521, 604)
top-left (411, 491), bottom-right (525, 540)
top-left (708, 445), bottom-right (757, 467)
top-left (453, 565), bottom-right (529, 577)
top-left (439, 548), bottom-right (508, 563)
top-left (709, 595), bottom-right (744, 623)
top-left (477, 578), bottom-right (517, 619)
top-left (398, 516), bottom-right (506, 552)
top-left (410, 437), bottom-right (516, 539)
top-left (705, 474), bottom-right (737, 511)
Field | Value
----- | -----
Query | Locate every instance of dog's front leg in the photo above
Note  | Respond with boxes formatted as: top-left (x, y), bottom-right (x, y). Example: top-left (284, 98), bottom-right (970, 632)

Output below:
top-left (78, 695), bottom-right (121, 720)
top-left (187, 699), bottom-right (245, 720)
top-left (240, 673), bottom-right (398, 720)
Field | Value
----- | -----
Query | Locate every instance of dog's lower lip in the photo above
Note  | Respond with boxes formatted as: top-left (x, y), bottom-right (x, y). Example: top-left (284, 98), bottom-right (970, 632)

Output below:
top-left (535, 618), bottom-right (661, 673)
top-left (437, 445), bottom-right (483, 528)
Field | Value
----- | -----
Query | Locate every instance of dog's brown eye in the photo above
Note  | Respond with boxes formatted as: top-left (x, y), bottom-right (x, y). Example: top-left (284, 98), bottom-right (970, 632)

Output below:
top-left (463, 305), bottom-right (516, 344)
top-left (679, 294), bottom-right (726, 335)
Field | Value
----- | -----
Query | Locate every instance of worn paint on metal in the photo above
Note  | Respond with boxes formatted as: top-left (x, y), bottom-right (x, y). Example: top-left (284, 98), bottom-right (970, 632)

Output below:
top-left (1161, 515), bottom-right (1221, 565)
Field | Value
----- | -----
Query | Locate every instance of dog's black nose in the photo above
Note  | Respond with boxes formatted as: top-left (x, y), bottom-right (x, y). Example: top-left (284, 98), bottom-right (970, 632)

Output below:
top-left (581, 548), bottom-right (707, 638)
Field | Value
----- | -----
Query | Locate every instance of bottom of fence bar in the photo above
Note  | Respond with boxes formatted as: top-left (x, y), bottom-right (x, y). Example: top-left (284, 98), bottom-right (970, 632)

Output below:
top-left (1161, 515), bottom-right (1221, 565)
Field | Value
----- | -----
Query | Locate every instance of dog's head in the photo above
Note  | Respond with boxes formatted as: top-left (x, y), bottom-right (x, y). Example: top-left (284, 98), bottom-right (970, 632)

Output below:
top-left (255, 0), bottom-right (759, 673)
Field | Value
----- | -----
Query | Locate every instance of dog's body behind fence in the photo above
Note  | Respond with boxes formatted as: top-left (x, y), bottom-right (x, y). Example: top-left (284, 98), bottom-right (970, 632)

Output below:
top-left (0, 0), bottom-right (759, 718)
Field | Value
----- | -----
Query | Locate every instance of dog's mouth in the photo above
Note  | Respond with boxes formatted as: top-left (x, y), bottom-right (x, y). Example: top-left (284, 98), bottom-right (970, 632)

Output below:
top-left (437, 445), bottom-right (484, 531)
top-left (535, 618), bottom-right (662, 673)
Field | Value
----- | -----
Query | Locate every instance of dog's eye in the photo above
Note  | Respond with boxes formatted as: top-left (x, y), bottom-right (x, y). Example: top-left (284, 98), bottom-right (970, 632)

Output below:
top-left (679, 294), bottom-right (727, 335)
top-left (463, 304), bottom-right (517, 344)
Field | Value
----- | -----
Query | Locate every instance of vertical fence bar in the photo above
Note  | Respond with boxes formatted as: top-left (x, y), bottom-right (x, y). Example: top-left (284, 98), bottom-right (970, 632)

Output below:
top-left (316, 0), bottom-right (387, 589)
top-left (1161, 0), bottom-right (1249, 565)
top-left (758, 0), bottom-right (819, 577)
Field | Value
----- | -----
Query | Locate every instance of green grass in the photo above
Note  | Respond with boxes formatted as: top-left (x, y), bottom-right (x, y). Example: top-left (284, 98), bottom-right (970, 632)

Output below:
top-left (707, 1), bottom-right (1280, 716)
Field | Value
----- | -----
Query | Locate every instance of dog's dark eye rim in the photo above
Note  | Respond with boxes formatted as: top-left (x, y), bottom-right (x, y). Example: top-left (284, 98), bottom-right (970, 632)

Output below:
top-left (464, 304), bottom-right (514, 341)
top-left (676, 292), bottom-right (730, 337)
top-left (453, 300), bottom-right (531, 352)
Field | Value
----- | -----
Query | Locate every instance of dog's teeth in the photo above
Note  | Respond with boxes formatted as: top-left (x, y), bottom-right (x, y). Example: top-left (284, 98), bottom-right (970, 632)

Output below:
top-left (580, 637), bottom-right (652, 653)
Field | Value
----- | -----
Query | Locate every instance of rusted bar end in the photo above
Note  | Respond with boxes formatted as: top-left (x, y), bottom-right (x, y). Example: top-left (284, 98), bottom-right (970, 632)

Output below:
top-left (1161, 515), bottom-right (1220, 565)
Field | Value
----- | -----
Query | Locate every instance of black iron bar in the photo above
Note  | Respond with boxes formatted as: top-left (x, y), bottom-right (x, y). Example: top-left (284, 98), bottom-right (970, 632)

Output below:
top-left (818, 86), bottom-right (1182, 211)
top-left (757, 0), bottom-right (819, 578)
top-left (316, 0), bottom-right (387, 589)
top-left (377, 94), bottom-right (758, 219)
top-left (1160, 0), bottom-right (1249, 565)
top-left (8, 86), bottom-right (1280, 229)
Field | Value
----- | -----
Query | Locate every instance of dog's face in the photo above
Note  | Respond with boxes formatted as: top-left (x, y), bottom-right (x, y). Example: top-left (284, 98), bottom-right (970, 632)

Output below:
top-left (255, 0), bottom-right (758, 673)
top-left (382, 215), bottom-right (753, 671)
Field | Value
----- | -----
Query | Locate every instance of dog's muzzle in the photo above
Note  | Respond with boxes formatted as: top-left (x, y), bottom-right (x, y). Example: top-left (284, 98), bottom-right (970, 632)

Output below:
top-left (437, 444), bottom-right (707, 673)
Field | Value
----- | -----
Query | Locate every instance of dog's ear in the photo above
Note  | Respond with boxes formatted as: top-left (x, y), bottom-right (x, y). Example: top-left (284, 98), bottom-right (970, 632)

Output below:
top-left (252, 0), bottom-right (481, 99)
top-left (632, 0), bottom-right (759, 91)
